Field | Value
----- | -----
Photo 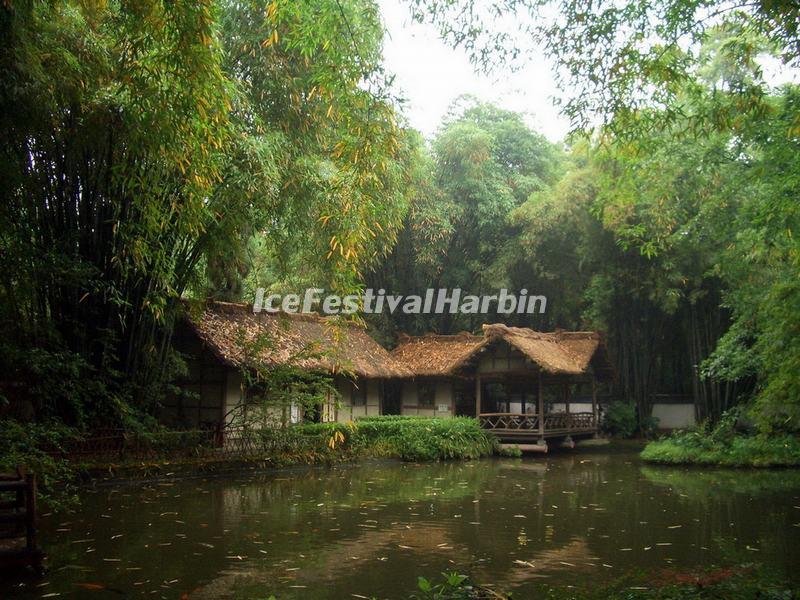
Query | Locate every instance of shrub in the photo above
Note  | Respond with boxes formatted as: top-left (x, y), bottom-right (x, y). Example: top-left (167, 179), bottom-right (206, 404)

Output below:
top-left (601, 401), bottom-right (638, 438)
top-left (0, 420), bottom-right (80, 509)
top-left (294, 416), bottom-right (497, 462)
top-left (641, 410), bottom-right (800, 467)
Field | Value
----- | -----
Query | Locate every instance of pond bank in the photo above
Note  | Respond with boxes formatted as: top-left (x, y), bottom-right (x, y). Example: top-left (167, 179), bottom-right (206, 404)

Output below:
top-left (14, 417), bottom-right (503, 501)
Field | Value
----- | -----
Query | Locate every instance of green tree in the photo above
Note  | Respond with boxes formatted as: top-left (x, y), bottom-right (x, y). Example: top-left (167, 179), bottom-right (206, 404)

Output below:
top-left (368, 99), bottom-right (563, 335)
top-left (0, 0), bottom-right (415, 426)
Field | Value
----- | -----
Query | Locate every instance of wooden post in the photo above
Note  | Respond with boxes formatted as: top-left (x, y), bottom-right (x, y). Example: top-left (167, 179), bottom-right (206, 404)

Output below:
top-left (591, 378), bottom-right (598, 428)
top-left (564, 383), bottom-right (570, 414)
top-left (537, 370), bottom-right (544, 437)
top-left (25, 474), bottom-right (36, 551)
top-left (475, 374), bottom-right (482, 418)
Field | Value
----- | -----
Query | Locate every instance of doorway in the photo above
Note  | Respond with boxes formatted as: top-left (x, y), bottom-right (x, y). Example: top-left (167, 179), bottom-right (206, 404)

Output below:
top-left (382, 380), bottom-right (402, 415)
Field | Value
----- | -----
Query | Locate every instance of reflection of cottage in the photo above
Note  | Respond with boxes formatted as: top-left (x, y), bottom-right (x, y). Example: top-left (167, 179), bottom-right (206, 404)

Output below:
top-left (165, 302), bottom-right (614, 448)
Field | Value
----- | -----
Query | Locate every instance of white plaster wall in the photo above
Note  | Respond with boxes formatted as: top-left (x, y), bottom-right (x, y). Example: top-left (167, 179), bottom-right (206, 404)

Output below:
top-left (334, 377), bottom-right (382, 423)
top-left (550, 402), bottom-right (593, 414)
top-left (652, 403), bottom-right (696, 429)
top-left (400, 380), bottom-right (454, 417)
top-left (224, 370), bottom-right (244, 426)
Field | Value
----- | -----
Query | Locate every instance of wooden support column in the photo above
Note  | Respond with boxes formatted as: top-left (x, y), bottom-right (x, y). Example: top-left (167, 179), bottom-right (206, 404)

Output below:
top-left (591, 378), bottom-right (598, 428)
top-left (537, 370), bottom-right (544, 437)
top-left (564, 383), bottom-right (570, 415)
top-left (475, 374), bottom-right (482, 418)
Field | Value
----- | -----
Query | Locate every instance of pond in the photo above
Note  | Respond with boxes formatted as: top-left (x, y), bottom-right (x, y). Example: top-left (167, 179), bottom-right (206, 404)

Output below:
top-left (5, 444), bottom-right (800, 598)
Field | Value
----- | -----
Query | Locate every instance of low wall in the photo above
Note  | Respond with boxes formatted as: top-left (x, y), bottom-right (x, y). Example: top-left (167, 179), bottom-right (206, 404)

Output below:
top-left (651, 403), bottom-right (696, 429)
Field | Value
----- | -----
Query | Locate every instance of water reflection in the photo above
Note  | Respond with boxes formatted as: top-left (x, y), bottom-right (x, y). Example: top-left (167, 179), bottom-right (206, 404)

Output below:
top-left (4, 447), bottom-right (800, 599)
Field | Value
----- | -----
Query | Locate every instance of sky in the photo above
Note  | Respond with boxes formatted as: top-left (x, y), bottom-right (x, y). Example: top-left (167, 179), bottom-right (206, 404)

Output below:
top-left (378, 1), bottom-right (570, 143)
top-left (378, 2), bottom-right (800, 145)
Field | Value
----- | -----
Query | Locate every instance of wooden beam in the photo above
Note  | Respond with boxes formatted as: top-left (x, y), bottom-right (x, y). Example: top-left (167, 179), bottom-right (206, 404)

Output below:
top-left (537, 370), bottom-right (544, 437)
top-left (475, 373), bottom-right (482, 417)
top-left (591, 378), bottom-right (597, 428)
top-left (506, 443), bottom-right (548, 454)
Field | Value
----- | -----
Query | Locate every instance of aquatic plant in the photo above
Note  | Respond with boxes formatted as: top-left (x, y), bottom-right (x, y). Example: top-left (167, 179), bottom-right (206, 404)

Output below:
top-left (412, 572), bottom-right (506, 599)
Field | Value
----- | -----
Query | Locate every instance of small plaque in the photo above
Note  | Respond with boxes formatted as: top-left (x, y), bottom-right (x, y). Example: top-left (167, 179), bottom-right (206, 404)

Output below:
top-left (437, 404), bottom-right (450, 413)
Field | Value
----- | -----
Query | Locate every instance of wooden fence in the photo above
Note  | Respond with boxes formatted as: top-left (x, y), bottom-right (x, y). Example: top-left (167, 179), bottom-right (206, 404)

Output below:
top-left (0, 470), bottom-right (43, 574)
top-left (48, 426), bottom-right (333, 463)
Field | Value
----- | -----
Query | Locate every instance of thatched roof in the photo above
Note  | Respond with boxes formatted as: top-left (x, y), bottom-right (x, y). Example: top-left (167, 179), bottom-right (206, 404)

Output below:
top-left (391, 333), bottom-right (486, 377)
top-left (185, 301), bottom-right (410, 378)
top-left (393, 324), bottom-right (613, 380)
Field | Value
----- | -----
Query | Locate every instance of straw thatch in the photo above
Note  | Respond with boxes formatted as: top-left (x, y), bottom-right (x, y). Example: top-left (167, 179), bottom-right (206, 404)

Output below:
top-left (393, 324), bottom-right (613, 380)
top-left (185, 301), bottom-right (410, 378)
top-left (391, 333), bottom-right (487, 377)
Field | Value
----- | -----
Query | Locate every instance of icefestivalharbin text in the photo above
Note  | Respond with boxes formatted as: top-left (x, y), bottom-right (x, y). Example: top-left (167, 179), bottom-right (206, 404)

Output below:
top-left (253, 288), bottom-right (547, 316)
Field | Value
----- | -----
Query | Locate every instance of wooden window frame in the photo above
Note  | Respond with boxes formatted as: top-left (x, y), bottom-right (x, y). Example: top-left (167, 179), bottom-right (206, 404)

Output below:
top-left (417, 382), bottom-right (436, 407)
top-left (351, 381), bottom-right (367, 407)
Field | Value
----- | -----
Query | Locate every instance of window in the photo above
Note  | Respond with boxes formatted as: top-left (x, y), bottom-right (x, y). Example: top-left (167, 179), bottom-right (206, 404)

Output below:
top-left (418, 382), bottom-right (436, 407)
top-left (351, 382), bottom-right (367, 406)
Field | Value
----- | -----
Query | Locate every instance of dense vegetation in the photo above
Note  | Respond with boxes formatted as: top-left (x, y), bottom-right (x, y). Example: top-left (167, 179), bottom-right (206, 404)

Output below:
top-left (641, 409), bottom-right (800, 467)
top-left (1, 0), bottom-right (799, 454)
top-left (1, 0), bottom-right (416, 428)
top-left (296, 416), bottom-right (498, 462)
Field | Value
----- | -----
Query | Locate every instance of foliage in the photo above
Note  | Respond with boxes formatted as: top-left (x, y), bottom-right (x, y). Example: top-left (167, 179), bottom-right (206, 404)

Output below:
top-left (412, 572), bottom-right (501, 600)
top-left (367, 98), bottom-right (563, 337)
top-left (409, 0), bottom-right (800, 136)
top-left (227, 327), bottom-right (340, 428)
top-left (0, 420), bottom-right (80, 509)
top-left (601, 402), bottom-right (640, 438)
top-left (0, 0), bottom-right (412, 428)
top-left (295, 416), bottom-right (498, 462)
top-left (399, 2), bottom-right (800, 435)
top-left (641, 412), bottom-right (800, 467)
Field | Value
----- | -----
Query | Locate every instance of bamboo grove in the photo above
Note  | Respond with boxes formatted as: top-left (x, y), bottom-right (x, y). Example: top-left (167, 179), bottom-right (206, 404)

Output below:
top-left (1, 0), bottom-right (799, 435)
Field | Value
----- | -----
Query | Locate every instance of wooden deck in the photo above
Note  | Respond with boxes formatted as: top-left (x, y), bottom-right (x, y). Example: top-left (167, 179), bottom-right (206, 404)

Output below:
top-left (479, 411), bottom-right (597, 444)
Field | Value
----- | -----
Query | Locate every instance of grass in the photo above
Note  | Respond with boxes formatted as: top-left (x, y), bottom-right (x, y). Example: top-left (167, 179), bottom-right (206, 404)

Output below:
top-left (641, 406), bottom-right (800, 468)
top-left (641, 431), bottom-right (800, 467)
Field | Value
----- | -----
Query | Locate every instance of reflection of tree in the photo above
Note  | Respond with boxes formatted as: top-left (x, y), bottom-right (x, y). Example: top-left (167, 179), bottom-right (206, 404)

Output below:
top-left (219, 461), bottom-right (495, 527)
top-left (640, 465), bottom-right (800, 500)
top-left (34, 454), bottom-right (800, 600)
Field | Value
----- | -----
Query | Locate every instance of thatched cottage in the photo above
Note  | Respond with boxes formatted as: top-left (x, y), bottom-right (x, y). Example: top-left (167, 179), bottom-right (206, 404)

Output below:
top-left (160, 301), bottom-right (409, 429)
top-left (391, 325), bottom-right (614, 444)
top-left (164, 302), bottom-right (614, 445)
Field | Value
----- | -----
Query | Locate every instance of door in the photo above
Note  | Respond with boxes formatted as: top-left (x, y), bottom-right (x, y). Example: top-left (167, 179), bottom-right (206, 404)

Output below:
top-left (454, 380), bottom-right (476, 416)
top-left (382, 380), bottom-right (402, 415)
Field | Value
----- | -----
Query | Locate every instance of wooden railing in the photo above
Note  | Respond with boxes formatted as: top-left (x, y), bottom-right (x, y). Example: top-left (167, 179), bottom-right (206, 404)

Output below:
top-left (0, 469), bottom-right (44, 574)
top-left (479, 412), bottom-right (595, 432)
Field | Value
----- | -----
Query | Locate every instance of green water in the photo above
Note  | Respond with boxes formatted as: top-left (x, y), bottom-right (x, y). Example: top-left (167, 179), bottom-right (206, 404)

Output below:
top-left (4, 444), bottom-right (800, 598)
